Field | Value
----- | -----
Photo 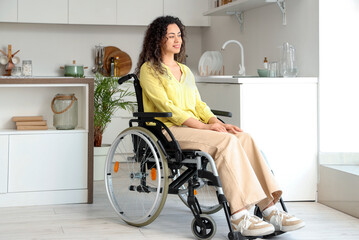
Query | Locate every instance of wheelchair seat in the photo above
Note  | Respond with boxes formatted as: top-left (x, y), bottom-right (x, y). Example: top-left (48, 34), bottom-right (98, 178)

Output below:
top-left (104, 73), bottom-right (287, 240)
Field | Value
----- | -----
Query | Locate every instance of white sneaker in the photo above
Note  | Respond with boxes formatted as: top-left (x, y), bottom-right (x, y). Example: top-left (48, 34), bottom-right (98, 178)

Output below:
top-left (231, 214), bottom-right (275, 237)
top-left (263, 210), bottom-right (305, 232)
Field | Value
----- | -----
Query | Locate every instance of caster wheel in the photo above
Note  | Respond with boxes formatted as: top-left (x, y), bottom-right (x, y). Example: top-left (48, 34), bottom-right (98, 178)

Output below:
top-left (191, 214), bottom-right (217, 240)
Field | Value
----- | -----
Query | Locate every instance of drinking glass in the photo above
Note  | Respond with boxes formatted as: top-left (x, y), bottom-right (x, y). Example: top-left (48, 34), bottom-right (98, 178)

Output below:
top-left (268, 61), bottom-right (278, 77)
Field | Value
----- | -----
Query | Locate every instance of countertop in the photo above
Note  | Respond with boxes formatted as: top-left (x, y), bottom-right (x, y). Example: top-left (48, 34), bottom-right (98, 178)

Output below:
top-left (196, 76), bottom-right (318, 84)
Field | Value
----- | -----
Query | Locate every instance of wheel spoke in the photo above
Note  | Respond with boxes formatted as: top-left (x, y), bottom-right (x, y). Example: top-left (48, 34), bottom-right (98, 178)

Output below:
top-left (105, 127), bottom-right (168, 226)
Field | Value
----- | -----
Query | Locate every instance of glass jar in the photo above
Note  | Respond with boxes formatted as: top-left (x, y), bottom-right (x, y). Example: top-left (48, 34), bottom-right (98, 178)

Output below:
top-left (11, 66), bottom-right (22, 76)
top-left (51, 94), bottom-right (78, 130)
top-left (22, 60), bottom-right (32, 76)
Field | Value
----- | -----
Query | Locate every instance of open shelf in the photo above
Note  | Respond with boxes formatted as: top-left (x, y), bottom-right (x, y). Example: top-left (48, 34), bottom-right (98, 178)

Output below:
top-left (204, 0), bottom-right (272, 16)
top-left (0, 128), bottom-right (88, 135)
top-left (204, 0), bottom-right (286, 25)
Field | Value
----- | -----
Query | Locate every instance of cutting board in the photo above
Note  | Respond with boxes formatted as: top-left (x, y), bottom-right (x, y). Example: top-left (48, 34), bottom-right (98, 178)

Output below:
top-left (103, 47), bottom-right (132, 77)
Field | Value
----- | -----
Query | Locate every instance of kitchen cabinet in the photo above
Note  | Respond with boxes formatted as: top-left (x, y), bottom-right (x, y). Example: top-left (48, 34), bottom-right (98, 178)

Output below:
top-left (69, 0), bottom-right (117, 25)
top-left (117, 0), bottom-right (163, 26)
top-left (0, 0), bottom-right (17, 22)
top-left (18, 0), bottom-right (68, 24)
top-left (164, 0), bottom-right (210, 27)
top-left (0, 135), bottom-right (8, 194)
top-left (1, 0), bottom-right (210, 26)
top-left (0, 77), bottom-right (94, 207)
top-left (197, 77), bottom-right (318, 201)
top-left (8, 133), bottom-right (87, 192)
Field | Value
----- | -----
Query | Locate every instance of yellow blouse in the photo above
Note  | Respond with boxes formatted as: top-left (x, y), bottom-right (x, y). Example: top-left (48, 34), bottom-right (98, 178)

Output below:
top-left (140, 62), bottom-right (215, 128)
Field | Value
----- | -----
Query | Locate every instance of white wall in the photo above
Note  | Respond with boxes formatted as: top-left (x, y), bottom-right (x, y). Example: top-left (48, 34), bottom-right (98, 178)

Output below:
top-left (0, 22), bottom-right (203, 144)
top-left (0, 23), bottom-right (202, 76)
top-left (201, 0), bottom-right (319, 77)
top-left (319, 0), bottom-right (359, 153)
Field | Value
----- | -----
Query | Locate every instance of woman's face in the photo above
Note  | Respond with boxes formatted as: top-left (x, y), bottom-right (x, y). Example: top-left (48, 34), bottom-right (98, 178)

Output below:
top-left (161, 23), bottom-right (182, 56)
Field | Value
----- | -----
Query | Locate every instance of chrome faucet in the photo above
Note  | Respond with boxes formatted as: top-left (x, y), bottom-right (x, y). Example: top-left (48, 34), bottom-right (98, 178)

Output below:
top-left (221, 40), bottom-right (246, 76)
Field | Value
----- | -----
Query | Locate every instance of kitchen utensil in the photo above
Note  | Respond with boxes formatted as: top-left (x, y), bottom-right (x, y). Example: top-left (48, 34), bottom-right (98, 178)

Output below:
top-left (198, 51), bottom-right (223, 76)
top-left (92, 44), bottom-right (105, 74)
top-left (12, 56), bottom-right (20, 65)
top-left (11, 66), bottom-right (22, 76)
top-left (280, 42), bottom-right (298, 77)
top-left (51, 93), bottom-right (78, 130)
top-left (0, 55), bottom-right (8, 65)
top-left (1, 44), bottom-right (20, 76)
top-left (257, 69), bottom-right (268, 77)
top-left (105, 50), bottom-right (132, 77)
top-left (60, 60), bottom-right (88, 77)
top-left (268, 61), bottom-right (278, 77)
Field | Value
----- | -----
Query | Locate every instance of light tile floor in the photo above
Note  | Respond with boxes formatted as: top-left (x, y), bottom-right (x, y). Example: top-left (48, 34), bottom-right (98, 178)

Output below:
top-left (0, 181), bottom-right (358, 240)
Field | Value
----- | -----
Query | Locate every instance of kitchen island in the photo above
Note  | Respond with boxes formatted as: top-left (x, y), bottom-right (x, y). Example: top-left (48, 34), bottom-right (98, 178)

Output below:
top-left (196, 76), bottom-right (318, 201)
top-left (0, 77), bottom-right (94, 207)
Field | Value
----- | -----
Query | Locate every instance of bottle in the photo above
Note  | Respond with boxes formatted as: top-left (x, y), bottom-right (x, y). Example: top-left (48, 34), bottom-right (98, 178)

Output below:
top-left (110, 57), bottom-right (115, 77)
top-left (114, 56), bottom-right (120, 77)
top-left (263, 57), bottom-right (268, 69)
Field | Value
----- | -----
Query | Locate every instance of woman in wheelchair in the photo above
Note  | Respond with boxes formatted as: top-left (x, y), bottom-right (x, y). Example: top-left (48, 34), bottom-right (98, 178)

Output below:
top-left (132, 15), bottom-right (305, 238)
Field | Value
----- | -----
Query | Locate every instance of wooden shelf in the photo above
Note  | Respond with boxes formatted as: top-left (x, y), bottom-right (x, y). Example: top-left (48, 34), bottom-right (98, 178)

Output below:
top-left (0, 128), bottom-right (88, 135)
top-left (204, 0), bottom-right (272, 16)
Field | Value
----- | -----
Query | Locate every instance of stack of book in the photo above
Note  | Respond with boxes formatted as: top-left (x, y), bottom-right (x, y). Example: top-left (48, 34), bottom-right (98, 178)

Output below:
top-left (12, 116), bottom-right (48, 130)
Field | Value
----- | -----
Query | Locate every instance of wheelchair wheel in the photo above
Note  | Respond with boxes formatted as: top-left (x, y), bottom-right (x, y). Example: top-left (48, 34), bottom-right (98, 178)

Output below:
top-left (191, 214), bottom-right (217, 240)
top-left (177, 163), bottom-right (223, 214)
top-left (105, 127), bottom-right (169, 227)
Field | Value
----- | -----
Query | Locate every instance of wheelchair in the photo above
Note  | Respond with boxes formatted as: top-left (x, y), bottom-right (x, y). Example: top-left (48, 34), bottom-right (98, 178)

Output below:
top-left (104, 73), bottom-right (288, 240)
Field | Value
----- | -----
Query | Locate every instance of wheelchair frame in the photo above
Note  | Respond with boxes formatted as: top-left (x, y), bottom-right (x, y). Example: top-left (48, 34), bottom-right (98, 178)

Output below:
top-left (104, 73), bottom-right (287, 240)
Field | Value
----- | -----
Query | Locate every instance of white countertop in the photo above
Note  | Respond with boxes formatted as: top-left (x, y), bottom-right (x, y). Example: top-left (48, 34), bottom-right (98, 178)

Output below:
top-left (196, 76), bottom-right (318, 84)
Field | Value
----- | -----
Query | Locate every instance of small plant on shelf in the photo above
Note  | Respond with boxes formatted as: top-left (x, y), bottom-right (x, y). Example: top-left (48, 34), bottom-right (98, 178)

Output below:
top-left (94, 73), bottom-right (136, 147)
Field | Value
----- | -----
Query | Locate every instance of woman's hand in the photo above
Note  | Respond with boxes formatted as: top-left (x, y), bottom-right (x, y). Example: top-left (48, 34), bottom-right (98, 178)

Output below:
top-left (223, 124), bottom-right (243, 134)
top-left (206, 123), bottom-right (227, 132)
top-left (183, 117), bottom-right (243, 133)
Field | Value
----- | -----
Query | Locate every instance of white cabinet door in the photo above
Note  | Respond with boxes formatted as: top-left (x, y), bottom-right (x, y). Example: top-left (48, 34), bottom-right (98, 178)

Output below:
top-left (8, 133), bottom-right (88, 192)
top-left (240, 83), bottom-right (317, 201)
top-left (164, 0), bottom-right (210, 26)
top-left (0, 135), bottom-right (8, 194)
top-left (69, 0), bottom-right (116, 25)
top-left (0, 0), bottom-right (17, 22)
top-left (196, 82), bottom-right (240, 125)
top-left (18, 0), bottom-right (68, 24)
top-left (117, 0), bottom-right (163, 26)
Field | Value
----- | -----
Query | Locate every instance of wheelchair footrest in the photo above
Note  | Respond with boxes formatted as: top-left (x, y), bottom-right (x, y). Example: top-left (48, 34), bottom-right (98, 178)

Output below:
top-left (262, 231), bottom-right (285, 238)
top-left (228, 232), bottom-right (258, 240)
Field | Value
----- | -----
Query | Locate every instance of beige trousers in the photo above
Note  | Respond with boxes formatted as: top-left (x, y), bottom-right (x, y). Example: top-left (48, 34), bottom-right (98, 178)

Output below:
top-left (165, 126), bottom-right (282, 214)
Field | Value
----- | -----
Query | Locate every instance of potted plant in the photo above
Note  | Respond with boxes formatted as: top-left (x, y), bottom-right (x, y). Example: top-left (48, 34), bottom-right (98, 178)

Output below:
top-left (93, 73), bottom-right (135, 180)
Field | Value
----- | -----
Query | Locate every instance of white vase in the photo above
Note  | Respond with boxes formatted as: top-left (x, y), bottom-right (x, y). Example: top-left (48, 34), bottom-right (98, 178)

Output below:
top-left (93, 144), bottom-right (111, 181)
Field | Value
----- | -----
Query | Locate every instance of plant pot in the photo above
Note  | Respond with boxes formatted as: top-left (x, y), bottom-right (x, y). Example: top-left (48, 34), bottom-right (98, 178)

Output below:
top-left (94, 144), bottom-right (111, 181)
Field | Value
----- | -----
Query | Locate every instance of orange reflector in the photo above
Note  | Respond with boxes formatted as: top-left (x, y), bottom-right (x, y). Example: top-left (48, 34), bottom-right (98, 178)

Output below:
top-left (151, 168), bottom-right (157, 180)
top-left (114, 161), bottom-right (119, 173)
top-left (194, 189), bottom-right (197, 195)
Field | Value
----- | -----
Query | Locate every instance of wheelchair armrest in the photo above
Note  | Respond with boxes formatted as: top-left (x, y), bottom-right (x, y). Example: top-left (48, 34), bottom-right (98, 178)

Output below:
top-left (212, 109), bottom-right (232, 118)
top-left (133, 112), bottom-right (172, 118)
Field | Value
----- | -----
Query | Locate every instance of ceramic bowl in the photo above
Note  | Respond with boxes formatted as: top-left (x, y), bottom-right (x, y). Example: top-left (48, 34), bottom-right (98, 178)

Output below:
top-left (257, 69), bottom-right (268, 77)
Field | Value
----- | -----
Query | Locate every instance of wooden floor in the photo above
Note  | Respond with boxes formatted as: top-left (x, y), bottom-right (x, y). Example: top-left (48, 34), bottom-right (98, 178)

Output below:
top-left (1, 181), bottom-right (359, 240)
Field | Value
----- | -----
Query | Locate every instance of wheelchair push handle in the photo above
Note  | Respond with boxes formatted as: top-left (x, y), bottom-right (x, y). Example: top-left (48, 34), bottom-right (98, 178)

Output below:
top-left (118, 74), bottom-right (138, 85)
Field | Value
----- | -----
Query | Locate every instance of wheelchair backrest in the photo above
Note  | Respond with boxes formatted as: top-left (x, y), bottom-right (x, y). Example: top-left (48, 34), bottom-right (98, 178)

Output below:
top-left (118, 74), bottom-right (182, 159)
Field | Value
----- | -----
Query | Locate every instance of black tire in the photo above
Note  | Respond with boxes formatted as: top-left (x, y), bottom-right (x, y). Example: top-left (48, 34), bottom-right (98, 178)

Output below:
top-left (105, 127), bottom-right (169, 227)
top-left (191, 214), bottom-right (217, 240)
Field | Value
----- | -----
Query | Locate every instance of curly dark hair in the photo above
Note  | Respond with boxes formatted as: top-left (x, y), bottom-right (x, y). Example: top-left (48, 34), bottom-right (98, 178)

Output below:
top-left (135, 15), bottom-right (186, 76)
